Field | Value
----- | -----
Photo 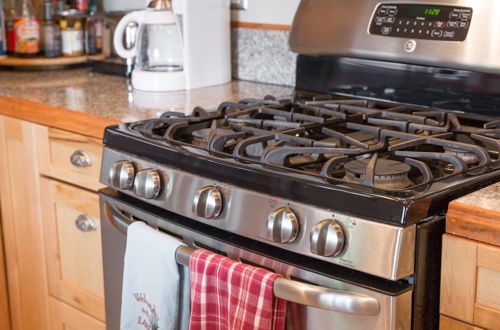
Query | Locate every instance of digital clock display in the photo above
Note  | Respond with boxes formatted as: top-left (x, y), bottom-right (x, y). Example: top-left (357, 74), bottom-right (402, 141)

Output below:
top-left (407, 6), bottom-right (442, 17)
top-left (424, 8), bottom-right (441, 16)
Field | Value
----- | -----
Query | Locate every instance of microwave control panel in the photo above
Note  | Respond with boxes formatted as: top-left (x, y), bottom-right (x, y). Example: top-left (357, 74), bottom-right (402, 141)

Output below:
top-left (369, 4), bottom-right (473, 41)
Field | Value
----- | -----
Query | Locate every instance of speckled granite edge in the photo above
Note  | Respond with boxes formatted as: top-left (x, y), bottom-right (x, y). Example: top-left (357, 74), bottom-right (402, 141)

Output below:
top-left (454, 182), bottom-right (500, 213)
top-left (231, 27), bottom-right (297, 87)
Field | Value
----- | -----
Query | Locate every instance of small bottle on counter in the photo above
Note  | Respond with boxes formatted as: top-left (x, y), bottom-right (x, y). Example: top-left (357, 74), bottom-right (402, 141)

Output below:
top-left (41, 0), bottom-right (62, 58)
top-left (85, 0), bottom-right (103, 55)
top-left (57, 10), bottom-right (85, 57)
top-left (14, 0), bottom-right (40, 57)
top-left (4, 0), bottom-right (17, 55)
top-left (0, 1), bottom-right (7, 58)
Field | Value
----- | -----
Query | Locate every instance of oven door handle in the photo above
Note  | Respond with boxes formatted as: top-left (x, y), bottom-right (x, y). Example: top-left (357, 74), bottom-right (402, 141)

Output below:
top-left (176, 246), bottom-right (381, 316)
top-left (103, 201), bottom-right (134, 234)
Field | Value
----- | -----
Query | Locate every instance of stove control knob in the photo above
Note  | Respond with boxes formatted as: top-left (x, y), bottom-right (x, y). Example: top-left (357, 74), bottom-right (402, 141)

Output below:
top-left (267, 207), bottom-right (300, 244)
top-left (134, 169), bottom-right (162, 199)
top-left (310, 219), bottom-right (345, 257)
top-left (109, 161), bottom-right (135, 189)
top-left (193, 186), bottom-right (223, 219)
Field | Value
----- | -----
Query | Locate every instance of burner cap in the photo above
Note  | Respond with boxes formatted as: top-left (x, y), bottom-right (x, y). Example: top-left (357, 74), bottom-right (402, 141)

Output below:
top-left (192, 128), bottom-right (235, 146)
top-left (344, 158), bottom-right (413, 189)
top-left (443, 147), bottom-right (479, 165)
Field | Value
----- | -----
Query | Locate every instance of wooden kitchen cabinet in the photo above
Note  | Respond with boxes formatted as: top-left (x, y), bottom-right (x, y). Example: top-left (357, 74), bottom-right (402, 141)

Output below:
top-left (0, 116), bottom-right (51, 330)
top-left (441, 234), bottom-right (500, 330)
top-left (49, 297), bottom-right (105, 330)
top-left (40, 178), bottom-right (105, 323)
top-left (0, 115), bottom-right (106, 329)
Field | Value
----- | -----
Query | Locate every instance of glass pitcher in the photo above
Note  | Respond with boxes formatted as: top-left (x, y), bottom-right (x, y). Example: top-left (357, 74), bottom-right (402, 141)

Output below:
top-left (113, 0), bottom-right (184, 73)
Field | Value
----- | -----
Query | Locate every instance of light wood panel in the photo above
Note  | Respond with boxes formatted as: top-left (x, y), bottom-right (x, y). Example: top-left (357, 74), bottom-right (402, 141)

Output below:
top-left (0, 95), bottom-right (120, 140)
top-left (441, 234), bottom-right (500, 330)
top-left (48, 297), bottom-right (105, 330)
top-left (231, 21), bottom-right (291, 31)
top-left (38, 127), bottom-right (104, 191)
top-left (447, 201), bottom-right (500, 248)
top-left (0, 54), bottom-right (105, 67)
top-left (0, 213), bottom-right (11, 330)
top-left (0, 116), bottom-right (50, 330)
top-left (474, 304), bottom-right (500, 330)
top-left (41, 178), bottom-right (105, 322)
top-left (440, 234), bottom-right (478, 323)
top-left (440, 315), bottom-right (477, 330)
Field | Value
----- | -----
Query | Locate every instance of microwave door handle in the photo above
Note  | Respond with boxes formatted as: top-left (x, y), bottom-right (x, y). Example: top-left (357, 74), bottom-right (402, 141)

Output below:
top-left (175, 246), bottom-right (380, 316)
top-left (103, 201), bottom-right (134, 234)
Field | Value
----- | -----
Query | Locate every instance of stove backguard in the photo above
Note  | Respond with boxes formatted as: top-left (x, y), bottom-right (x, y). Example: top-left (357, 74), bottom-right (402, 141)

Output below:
top-left (296, 55), bottom-right (500, 117)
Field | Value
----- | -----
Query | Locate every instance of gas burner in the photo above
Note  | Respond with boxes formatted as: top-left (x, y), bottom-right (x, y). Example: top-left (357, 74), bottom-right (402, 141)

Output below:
top-left (344, 158), bottom-right (413, 190)
top-left (443, 146), bottom-right (479, 165)
top-left (192, 128), bottom-right (235, 147)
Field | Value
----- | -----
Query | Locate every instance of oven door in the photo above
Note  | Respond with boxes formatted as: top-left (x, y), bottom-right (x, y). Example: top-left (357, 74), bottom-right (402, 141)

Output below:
top-left (99, 188), bottom-right (413, 330)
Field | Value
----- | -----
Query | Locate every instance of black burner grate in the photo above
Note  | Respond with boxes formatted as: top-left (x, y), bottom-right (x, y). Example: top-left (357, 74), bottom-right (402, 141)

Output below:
top-left (128, 92), bottom-right (500, 192)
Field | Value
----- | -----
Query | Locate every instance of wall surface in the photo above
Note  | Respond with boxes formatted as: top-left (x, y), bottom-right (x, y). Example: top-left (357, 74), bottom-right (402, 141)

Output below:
top-left (230, 1), bottom-right (300, 86)
top-left (231, 0), bottom-right (301, 25)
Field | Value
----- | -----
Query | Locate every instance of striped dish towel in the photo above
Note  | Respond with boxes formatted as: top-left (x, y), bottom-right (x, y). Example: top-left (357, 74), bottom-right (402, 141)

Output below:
top-left (189, 249), bottom-right (286, 330)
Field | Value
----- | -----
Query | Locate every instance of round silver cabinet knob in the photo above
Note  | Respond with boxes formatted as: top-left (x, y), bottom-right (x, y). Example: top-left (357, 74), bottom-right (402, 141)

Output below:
top-left (70, 150), bottom-right (92, 168)
top-left (310, 219), bottom-right (345, 257)
top-left (267, 207), bottom-right (300, 244)
top-left (133, 169), bottom-right (162, 199)
top-left (193, 186), bottom-right (223, 219)
top-left (109, 161), bottom-right (135, 189)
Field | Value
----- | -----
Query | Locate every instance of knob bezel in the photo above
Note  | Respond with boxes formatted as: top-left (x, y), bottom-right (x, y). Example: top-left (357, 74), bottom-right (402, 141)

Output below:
top-left (193, 186), bottom-right (223, 219)
top-left (266, 207), bottom-right (300, 244)
top-left (310, 219), bottom-right (345, 257)
top-left (109, 160), bottom-right (135, 190)
top-left (133, 169), bottom-right (162, 199)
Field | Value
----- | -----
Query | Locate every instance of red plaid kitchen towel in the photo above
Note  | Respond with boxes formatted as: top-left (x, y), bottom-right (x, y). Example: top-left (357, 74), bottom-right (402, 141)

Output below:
top-left (189, 249), bottom-right (286, 330)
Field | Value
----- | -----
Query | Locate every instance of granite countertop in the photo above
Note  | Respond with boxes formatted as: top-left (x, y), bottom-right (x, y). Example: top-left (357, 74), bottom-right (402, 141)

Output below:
top-left (453, 182), bottom-right (500, 213)
top-left (0, 68), bottom-right (294, 122)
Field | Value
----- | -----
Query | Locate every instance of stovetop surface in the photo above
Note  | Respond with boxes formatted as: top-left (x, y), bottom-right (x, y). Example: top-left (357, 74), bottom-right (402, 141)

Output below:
top-left (104, 91), bottom-right (500, 224)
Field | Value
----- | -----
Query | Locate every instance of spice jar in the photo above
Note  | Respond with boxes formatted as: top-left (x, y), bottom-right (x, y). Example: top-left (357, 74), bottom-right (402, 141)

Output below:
top-left (56, 9), bottom-right (86, 57)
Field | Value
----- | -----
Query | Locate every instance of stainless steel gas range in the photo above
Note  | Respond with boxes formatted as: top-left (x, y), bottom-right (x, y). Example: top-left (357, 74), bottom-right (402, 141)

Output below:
top-left (99, 1), bottom-right (500, 330)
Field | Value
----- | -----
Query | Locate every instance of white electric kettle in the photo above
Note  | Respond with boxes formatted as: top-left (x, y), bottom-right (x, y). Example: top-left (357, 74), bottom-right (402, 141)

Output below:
top-left (113, 0), bottom-right (186, 91)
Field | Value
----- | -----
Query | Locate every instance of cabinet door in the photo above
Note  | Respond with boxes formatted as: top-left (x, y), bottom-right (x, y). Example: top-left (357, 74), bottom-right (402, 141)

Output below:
top-left (41, 178), bottom-right (105, 322)
top-left (0, 116), bottom-right (50, 330)
top-left (441, 234), bottom-right (500, 329)
top-left (49, 297), bottom-right (105, 330)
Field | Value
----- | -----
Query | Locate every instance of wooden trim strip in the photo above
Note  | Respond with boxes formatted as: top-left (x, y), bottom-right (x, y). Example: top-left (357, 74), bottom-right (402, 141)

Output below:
top-left (446, 201), bottom-right (500, 247)
top-left (0, 96), bottom-right (120, 140)
top-left (231, 21), bottom-right (291, 31)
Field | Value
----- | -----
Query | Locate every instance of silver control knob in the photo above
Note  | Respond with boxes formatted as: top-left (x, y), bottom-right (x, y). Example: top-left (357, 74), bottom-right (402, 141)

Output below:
top-left (133, 169), bottom-right (162, 199)
top-left (310, 219), bottom-right (345, 257)
top-left (193, 186), bottom-right (223, 219)
top-left (109, 161), bottom-right (135, 189)
top-left (266, 207), bottom-right (299, 243)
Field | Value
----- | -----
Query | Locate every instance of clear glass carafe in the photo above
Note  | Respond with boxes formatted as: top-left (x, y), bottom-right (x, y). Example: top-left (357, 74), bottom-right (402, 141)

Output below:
top-left (135, 13), bottom-right (183, 72)
top-left (113, 0), bottom-right (184, 73)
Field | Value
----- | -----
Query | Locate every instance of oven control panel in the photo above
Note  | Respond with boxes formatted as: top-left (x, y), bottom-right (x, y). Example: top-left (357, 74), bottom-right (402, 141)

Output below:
top-left (369, 3), bottom-right (473, 41)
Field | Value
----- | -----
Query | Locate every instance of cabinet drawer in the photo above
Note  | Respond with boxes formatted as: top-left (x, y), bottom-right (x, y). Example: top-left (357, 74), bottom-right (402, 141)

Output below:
top-left (39, 127), bottom-right (103, 191)
top-left (49, 297), bottom-right (105, 330)
top-left (441, 234), bottom-right (500, 329)
top-left (41, 178), bottom-right (105, 322)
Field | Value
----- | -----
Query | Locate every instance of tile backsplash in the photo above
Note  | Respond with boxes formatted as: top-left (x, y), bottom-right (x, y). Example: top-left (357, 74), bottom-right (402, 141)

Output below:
top-left (231, 27), bottom-right (297, 87)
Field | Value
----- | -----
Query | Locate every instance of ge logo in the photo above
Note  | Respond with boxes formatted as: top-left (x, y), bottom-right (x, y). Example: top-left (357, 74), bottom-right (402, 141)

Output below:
top-left (404, 39), bottom-right (417, 53)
